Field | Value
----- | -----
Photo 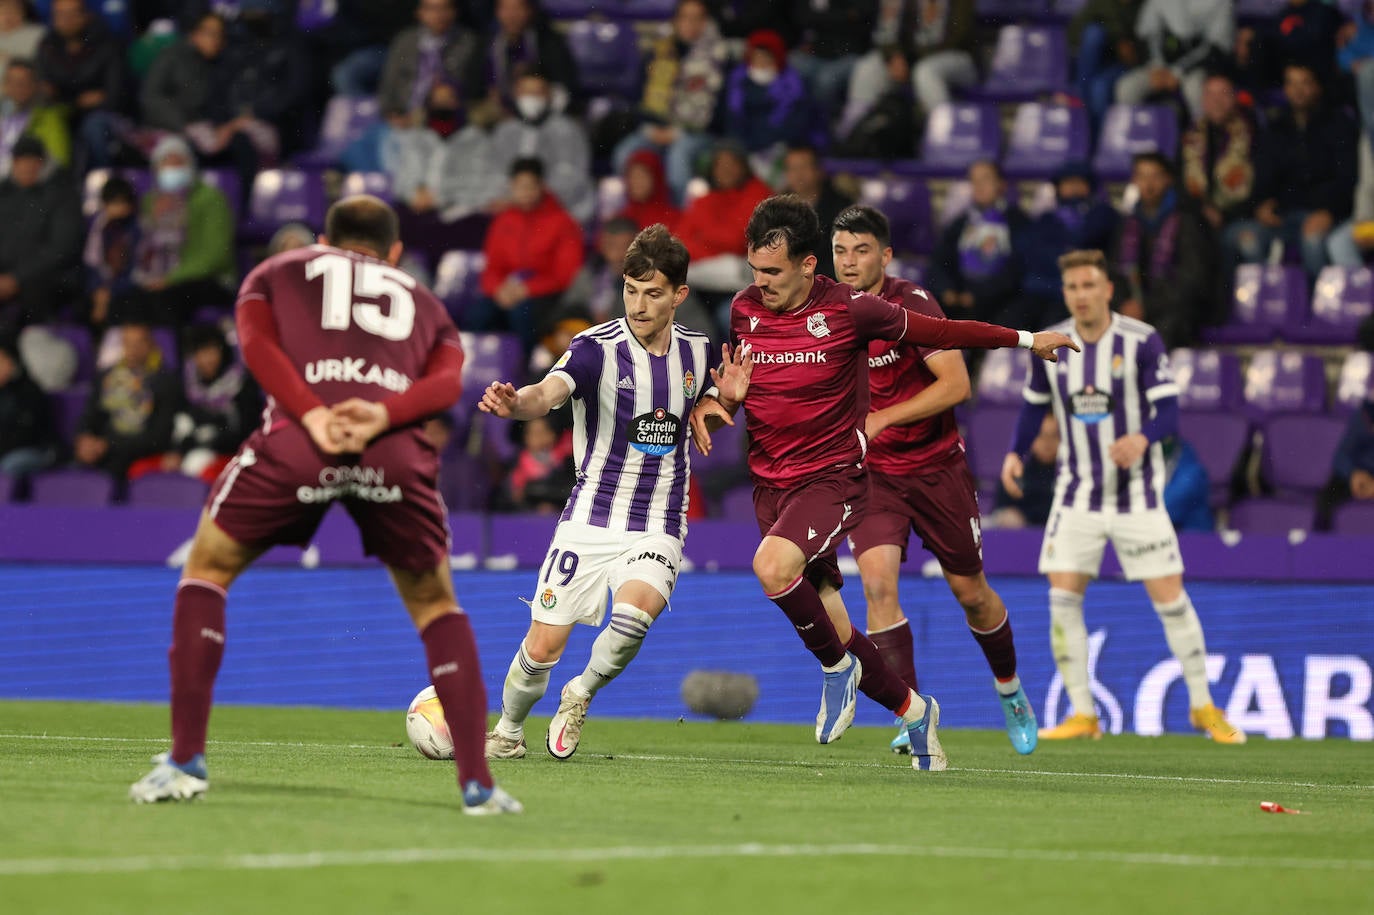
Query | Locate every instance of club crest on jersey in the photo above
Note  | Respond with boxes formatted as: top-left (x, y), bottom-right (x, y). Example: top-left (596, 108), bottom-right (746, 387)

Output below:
top-left (1070, 385), bottom-right (1114, 424)
top-left (539, 588), bottom-right (557, 609)
top-left (629, 407), bottom-right (681, 456)
top-left (682, 370), bottom-right (696, 399)
top-left (807, 312), bottom-right (831, 338)
top-left (1111, 353), bottom-right (1125, 379)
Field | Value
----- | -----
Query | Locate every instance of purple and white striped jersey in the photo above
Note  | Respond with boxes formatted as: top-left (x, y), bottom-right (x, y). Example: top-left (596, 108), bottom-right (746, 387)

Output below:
top-left (546, 318), bottom-right (713, 538)
top-left (1024, 314), bottom-right (1179, 513)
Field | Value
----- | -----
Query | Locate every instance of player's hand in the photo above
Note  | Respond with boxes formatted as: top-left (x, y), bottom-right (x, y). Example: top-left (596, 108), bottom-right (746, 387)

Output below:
top-left (478, 380), bottom-right (520, 418)
top-left (709, 342), bottom-right (754, 405)
top-left (302, 405), bottom-right (347, 455)
top-left (1108, 432), bottom-right (1149, 469)
top-left (1030, 331), bottom-right (1080, 363)
top-left (331, 398), bottom-right (390, 450)
top-left (689, 397), bottom-right (733, 456)
top-left (1001, 453), bottom-right (1025, 499)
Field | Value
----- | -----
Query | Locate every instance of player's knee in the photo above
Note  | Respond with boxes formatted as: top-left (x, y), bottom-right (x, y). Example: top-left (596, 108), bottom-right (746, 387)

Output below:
top-left (861, 576), bottom-right (899, 614)
top-left (523, 634), bottom-right (564, 665)
top-left (754, 551), bottom-right (800, 596)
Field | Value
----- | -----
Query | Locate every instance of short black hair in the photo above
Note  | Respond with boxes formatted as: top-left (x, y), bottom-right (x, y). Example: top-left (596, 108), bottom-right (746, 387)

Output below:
top-left (510, 156), bottom-right (544, 181)
top-left (969, 158), bottom-right (1003, 180)
top-left (831, 205), bottom-right (891, 248)
top-left (623, 223), bottom-right (690, 288)
top-left (324, 194), bottom-right (399, 255)
top-left (1131, 151), bottom-right (1175, 177)
top-left (185, 322), bottom-right (227, 355)
top-left (100, 174), bottom-right (137, 205)
top-left (784, 142), bottom-right (821, 164)
top-left (745, 194), bottom-right (821, 260)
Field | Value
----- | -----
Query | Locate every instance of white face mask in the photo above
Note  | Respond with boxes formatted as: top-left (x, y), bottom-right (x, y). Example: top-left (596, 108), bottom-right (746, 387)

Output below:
top-left (515, 95), bottom-right (549, 121)
top-left (157, 165), bottom-right (193, 193)
top-left (747, 66), bottom-right (778, 86)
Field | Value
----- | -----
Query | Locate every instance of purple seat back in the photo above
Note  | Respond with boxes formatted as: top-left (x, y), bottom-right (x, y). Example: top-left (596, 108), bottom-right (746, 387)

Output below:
top-left (1207, 265), bottom-right (1307, 344)
top-left (718, 485), bottom-right (755, 521)
top-left (1235, 0), bottom-right (1285, 17)
top-left (1054, 0), bottom-right (1087, 14)
top-left (438, 452), bottom-right (489, 513)
top-left (1228, 499), bottom-right (1314, 534)
top-left (458, 332), bottom-right (523, 413)
top-left (1179, 410), bottom-right (1248, 507)
top-left (126, 473), bottom-right (210, 508)
top-left (1170, 347), bottom-right (1242, 411)
top-left (964, 405), bottom-right (1020, 483)
top-left (1004, 103), bottom-right (1088, 178)
top-left (246, 170), bottom-right (326, 233)
top-left (1262, 415), bottom-right (1347, 493)
top-left (306, 96), bottom-right (380, 164)
top-left (49, 388), bottom-right (88, 445)
top-left (857, 177), bottom-right (933, 255)
top-left (434, 250), bottom-right (486, 320)
top-left (1300, 266), bottom-right (1374, 343)
top-left (1332, 501), bottom-right (1374, 536)
top-left (691, 416), bottom-right (747, 481)
top-left (1336, 351), bottom-right (1373, 413)
top-left (977, 0), bottom-right (1050, 17)
top-left (341, 171), bottom-right (393, 204)
top-left (29, 470), bottom-right (114, 506)
top-left (976, 347), bottom-right (1031, 406)
top-left (609, 0), bottom-right (676, 18)
top-left (917, 103), bottom-right (1002, 172)
top-left (823, 158), bottom-right (887, 179)
top-left (886, 257), bottom-right (926, 288)
top-left (541, 0), bottom-right (594, 16)
top-left (295, 0), bottom-right (337, 30)
top-left (1092, 105), bottom-right (1178, 179)
top-left (1243, 350), bottom-right (1327, 419)
top-left (566, 21), bottom-right (641, 99)
top-left (983, 26), bottom-right (1069, 97)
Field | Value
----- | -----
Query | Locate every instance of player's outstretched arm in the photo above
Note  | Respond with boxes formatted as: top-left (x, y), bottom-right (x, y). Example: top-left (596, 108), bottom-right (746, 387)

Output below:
top-left (1029, 331), bottom-right (1079, 363)
top-left (478, 376), bottom-right (572, 420)
top-left (895, 308), bottom-right (1079, 362)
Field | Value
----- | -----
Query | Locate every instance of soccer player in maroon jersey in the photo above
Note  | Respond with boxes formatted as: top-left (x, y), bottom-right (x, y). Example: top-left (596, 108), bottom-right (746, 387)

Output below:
top-left (831, 205), bottom-right (1038, 756)
top-left (689, 195), bottom-right (1074, 770)
top-left (129, 196), bottom-right (522, 815)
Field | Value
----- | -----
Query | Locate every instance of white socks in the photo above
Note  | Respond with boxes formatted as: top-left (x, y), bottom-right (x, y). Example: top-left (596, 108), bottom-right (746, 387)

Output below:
top-left (495, 640), bottom-right (556, 739)
top-left (574, 605), bottom-right (655, 698)
top-left (1152, 591), bottom-right (1214, 709)
top-left (900, 689), bottom-right (929, 724)
top-left (1049, 588), bottom-right (1094, 718)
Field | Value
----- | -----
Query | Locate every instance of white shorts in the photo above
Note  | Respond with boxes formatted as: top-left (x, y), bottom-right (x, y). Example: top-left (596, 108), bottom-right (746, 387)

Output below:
top-left (527, 521), bottom-right (683, 627)
top-left (1038, 506), bottom-right (1184, 582)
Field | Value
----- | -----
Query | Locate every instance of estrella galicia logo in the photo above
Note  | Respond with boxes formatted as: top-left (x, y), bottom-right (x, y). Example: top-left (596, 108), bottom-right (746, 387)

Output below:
top-left (630, 407), bottom-right (681, 456)
top-left (1069, 385), bottom-right (1113, 424)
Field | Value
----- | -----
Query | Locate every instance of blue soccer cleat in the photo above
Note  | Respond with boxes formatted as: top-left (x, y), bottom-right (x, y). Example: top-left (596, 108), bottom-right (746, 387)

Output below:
top-left (816, 653), bottom-right (861, 744)
top-left (906, 694), bottom-right (947, 771)
top-left (1000, 685), bottom-right (1039, 755)
top-left (889, 717), bottom-right (911, 754)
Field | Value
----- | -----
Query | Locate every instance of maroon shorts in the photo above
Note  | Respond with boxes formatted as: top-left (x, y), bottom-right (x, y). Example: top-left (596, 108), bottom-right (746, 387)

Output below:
top-left (753, 465), bottom-right (870, 592)
top-left (207, 422), bottom-right (450, 573)
top-left (848, 455), bottom-right (984, 577)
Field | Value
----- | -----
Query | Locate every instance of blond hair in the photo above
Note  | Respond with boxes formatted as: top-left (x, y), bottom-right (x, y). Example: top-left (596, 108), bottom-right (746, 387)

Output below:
top-left (1057, 249), bottom-right (1109, 276)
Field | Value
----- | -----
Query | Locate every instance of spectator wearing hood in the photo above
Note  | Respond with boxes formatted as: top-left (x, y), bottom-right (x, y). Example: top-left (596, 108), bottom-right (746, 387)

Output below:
top-left (0, 135), bottom-right (82, 333)
top-left (617, 148), bottom-right (680, 231)
top-left (0, 338), bottom-right (56, 478)
top-left (1022, 162), bottom-right (1120, 328)
top-left (489, 68), bottom-right (593, 223)
top-left (677, 142), bottom-right (772, 296)
top-left (34, 0), bottom-right (126, 170)
top-left (165, 322), bottom-right (259, 481)
top-left (73, 321), bottom-right (180, 481)
top-left (722, 30), bottom-right (816, 156)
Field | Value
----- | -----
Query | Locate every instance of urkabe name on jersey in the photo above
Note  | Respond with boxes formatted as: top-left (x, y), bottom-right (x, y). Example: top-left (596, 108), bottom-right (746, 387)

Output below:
top-left (1024, 314), bottom-right (1180, 512)
top-left (728, 275), bottom-right (910, 489)
top-left (237, 244), bottom-right (460, 431)
top-left (547, 319), bottom-right (713, 538)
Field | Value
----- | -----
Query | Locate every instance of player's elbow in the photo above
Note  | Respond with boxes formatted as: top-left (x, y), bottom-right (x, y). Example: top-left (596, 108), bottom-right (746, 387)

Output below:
top-left (949, 374), bottom-right (972, 405)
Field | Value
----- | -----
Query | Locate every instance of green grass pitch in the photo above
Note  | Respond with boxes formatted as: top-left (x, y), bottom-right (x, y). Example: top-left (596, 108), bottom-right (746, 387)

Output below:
top-left (1, 700), bottom-right (1371, 915)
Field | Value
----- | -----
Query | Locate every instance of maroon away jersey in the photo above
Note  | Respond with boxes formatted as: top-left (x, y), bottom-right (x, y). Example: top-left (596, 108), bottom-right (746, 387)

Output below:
top-left (866, 275), bottom-right (964, 475)
top-left (730, 275), bottom-right (908, 489)
top-left (236, 245), bottom-right (461, 425)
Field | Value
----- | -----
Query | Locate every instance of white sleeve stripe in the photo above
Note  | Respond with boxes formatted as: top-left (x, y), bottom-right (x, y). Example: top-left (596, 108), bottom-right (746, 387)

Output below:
top-left (237, 293), bottom-right (266, 304)
top-left (702, 385), bottom-right (720, 400)
top-left (548, 370), bottom-right (576, 403)
top-left (1023, 388), bottom-right (1053, 404)
top-left (1145, 383), bottom-right (1180, 402)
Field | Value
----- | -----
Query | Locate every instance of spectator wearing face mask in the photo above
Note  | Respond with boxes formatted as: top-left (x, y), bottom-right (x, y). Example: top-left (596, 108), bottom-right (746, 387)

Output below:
top-left (489, 68), bottom-right (592, 223)
top-left (722, 29), bottom-right (816, 157)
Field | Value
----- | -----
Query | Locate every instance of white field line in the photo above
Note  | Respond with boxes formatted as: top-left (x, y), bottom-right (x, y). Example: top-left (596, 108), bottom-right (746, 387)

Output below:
top-left (2, 733), bottom-right (1372, 792)
top-left (2, 842), bottom-right (1372, 878)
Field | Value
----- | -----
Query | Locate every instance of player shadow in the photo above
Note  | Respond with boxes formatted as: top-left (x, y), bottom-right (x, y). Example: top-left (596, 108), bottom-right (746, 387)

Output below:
top-left (229, 782), bottom-right (440, 810)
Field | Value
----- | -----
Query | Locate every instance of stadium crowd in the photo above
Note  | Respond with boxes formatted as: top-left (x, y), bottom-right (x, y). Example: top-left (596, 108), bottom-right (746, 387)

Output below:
top-left (1, 0), bottom-right (1373, 533)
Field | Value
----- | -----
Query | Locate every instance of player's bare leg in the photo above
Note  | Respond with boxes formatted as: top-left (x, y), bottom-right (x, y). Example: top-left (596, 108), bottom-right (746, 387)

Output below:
top-left (1142, 575), bottom-right (1244, 745)
top-left (944, 569), bottom-right (1038, 754)
top-left (490, 620), bottom-right (572, 759)
top-left (1039, 572), bottom-right (1102, 740)
top-left (546, 581), bottom-right (667, 761)
top-left (391, 562), bottom-right (522, 814)
top-left (131, 512), bottom-right (263, 803)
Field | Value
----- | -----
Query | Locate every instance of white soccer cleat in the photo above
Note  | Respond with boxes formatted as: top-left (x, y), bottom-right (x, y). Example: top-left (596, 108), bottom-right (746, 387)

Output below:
top-left (485, 730), bottom-right (527, 760)
top-left (546, 681), bottom-right (591, 760)
top-left (461, 781), bottom-right (524, 816)
top-left (130, 753), bottom-right (209, 803)
top-left (906, 695), bottom-right (948, 772)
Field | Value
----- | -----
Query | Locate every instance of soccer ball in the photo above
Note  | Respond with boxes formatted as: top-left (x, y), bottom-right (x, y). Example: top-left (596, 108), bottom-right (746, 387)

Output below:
top-left (405, 686), bottom-right (453, 760)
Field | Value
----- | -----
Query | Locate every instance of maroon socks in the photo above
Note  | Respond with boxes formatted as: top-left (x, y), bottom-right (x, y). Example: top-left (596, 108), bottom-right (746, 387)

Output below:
top-left (421, 612), bottom-right (493, 791)
top-left (971, 612), bottom-right (1018, 682)
top-left (867, 620), bottom-right (918, 693)
top-left (766, 575), bottom-right (846, 668)
top-left (169, 579), bottom-right (227, 764)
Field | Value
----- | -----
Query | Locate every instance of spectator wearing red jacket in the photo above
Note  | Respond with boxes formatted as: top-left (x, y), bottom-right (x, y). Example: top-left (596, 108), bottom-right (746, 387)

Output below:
top-left (617, 148), bottom-right (680, 231)
top-left (676, 142), bottom-right (772, 295)
top-left (473, 157), bottom-right (584, 353)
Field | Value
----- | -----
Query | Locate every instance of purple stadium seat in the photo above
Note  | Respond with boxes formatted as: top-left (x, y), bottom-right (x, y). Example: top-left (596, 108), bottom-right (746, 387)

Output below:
top-left (595, 176), bottom-right (627, 226)
top-left (49, 388), bottom-right (88, 445)
top-left (127, 473), bottom-right (210, 509)
top-left (976, 347), bottom-right (1031, 406)
top-left (1205, 265), bottom-right (1307, 344)
top-left (937, 180), bottom-right (972, 227)
top-left (977, 26), bottom-right (1069, 101)
top-left (295, 0), bottom-right (337, 30)
top-left (1235, 0), bottom-right (1285, 20)
top-left (1291, 266), bottom-right (1374, 344)
top-left (39, 324), bottom-right (96, 386)
top-left (691, 415), bottom-right (747, 482)
top-left (1336, 351), bottom-right (1373, 413)
top-left (1169, 347), bottom-right (1242, 411)
top-left (1092, 105), bottom-right (1178, 180)
top-left (1054, 0), bottom-right (1087, 14)
top-left (899, 103), bottom-right (1002, 178)
top-left (964, 405), bottom-right (1020, 485)
top-left (609, 0), bottom-right (675, 19)
top-left (857, 177), bottom-right (934, 255)
top-left (29, 469), bottom-right (115, 506)
top-left (240, 170), bottom-right (326, 241)
top-left (541, 0), bottom-right (594, 17)
top-left (458, 332), bottom-right (523, 415)
top-left (341, 171), bottom-right (393, 204)
top-left (82, 167), bottom-right (151, 218)
top-left (1002, 103), bottom-right (1089, 179)
top-left (1262, 415), bottom-right (1347, 496)
top-left (1228, 499), bottom-right (1314, 534)
top-left (434, 250), bottom-right (486, 321)
top-left (1243, 350), bottom-right (1327, 420)
top-left (296, 96), bottom-right (380, 169)
top-left (977, 0), bottom-right (1050, 19)
top-left (438, 452), bottom-right (489, 513)
top-left (822, 158), bottom-right (887, 179)
top-left (719, 484), bottom-right (756, 521)
top-left (565, 20), bottom-right (642, 99)
top-left (1179, 410), bottom-right (1249, 508)
top-left (1332, 501), bottom-right (1374, 536)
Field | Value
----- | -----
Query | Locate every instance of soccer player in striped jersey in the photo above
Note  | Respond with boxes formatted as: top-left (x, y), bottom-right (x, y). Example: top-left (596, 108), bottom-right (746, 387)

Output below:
top-left (831, 205), bottom-right (1038, 756)
top-left (478, 224), bottom-right (719, 761)
top-left (690, 195), bottom-right (1075, 771)
top-left (1001, 249), bottom-right (1244, 743)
